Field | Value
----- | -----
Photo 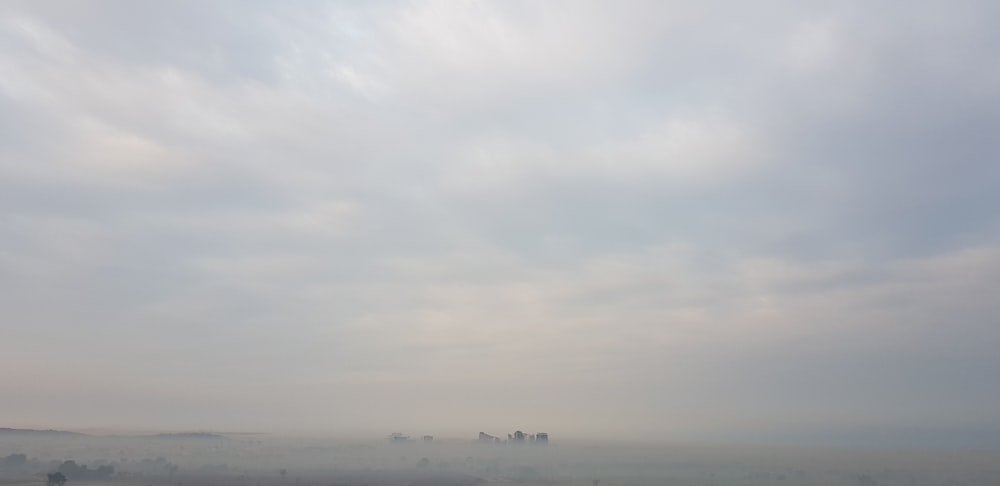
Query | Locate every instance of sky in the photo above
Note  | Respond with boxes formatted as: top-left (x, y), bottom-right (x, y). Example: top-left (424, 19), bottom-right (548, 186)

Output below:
top-left (1, 0), bottom-right (999, 445)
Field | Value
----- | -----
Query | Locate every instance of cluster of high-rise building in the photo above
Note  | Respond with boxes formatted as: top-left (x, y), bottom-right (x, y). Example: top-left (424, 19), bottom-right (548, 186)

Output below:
top-left (478, 430), bottom-right (548, 445)
top-left (387, 432), bottom-right (434, 443)
top-left (386, 431), bottom-right (548, 445)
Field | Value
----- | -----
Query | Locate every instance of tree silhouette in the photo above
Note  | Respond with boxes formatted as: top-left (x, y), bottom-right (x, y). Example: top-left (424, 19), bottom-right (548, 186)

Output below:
top-left (47, 472), bottom-right (67, 486)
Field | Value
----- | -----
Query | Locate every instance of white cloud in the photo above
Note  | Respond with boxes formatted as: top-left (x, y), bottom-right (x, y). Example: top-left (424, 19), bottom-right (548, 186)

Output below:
top-left (590, 116), bottom-right (766, 182)
top-left (1, 0), bottom-right (999, 440)
top-left (785, 18), bottom-right (842, 71)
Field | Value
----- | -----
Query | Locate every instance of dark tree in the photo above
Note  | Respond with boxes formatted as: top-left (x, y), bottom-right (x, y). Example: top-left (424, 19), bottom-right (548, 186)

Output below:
top-left (57, 460), bottom-right (80, 477)
top-left (47, 472), bottom-right (67, 486)
top-left (95, 465), bottom-right (115, 479)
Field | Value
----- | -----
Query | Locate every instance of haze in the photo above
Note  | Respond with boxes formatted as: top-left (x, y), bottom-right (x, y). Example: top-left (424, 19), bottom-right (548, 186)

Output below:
top-left (1, 0), bottom-right (999, 448)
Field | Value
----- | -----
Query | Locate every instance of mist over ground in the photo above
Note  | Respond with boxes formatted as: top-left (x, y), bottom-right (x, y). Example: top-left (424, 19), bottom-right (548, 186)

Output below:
top-left (3, 431), bottom-right (1000, 486)
top-left (3, 1), bottom-right (1000, 483)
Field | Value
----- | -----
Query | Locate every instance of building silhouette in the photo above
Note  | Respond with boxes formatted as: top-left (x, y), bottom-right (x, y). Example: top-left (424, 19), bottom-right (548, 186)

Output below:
top-left (479, 430), bottom-right (549, 446)
top-left (479, 432), bottom-right (501, 444)
top-left (388, 433), bottom-right (410, 443)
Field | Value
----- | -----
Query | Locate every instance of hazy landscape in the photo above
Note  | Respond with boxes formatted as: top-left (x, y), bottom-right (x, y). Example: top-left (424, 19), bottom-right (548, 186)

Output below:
top-left (3, 429), bottom-right (1000, 486)
top-left (3, 1), bottom-right (1000, 486)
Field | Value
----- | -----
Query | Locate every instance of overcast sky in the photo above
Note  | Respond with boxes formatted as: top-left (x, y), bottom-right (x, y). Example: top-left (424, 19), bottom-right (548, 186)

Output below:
top-left (2, 0), bottom-right (999, 445)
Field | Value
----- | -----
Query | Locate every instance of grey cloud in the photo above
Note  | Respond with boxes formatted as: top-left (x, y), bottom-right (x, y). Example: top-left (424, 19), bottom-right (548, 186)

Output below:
top-left (1, 1), bottom-right (999, 444)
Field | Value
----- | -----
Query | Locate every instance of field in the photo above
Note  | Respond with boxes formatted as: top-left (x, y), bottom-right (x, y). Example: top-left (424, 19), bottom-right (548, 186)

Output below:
top-left (4, 434), bottom-right (1000, 486)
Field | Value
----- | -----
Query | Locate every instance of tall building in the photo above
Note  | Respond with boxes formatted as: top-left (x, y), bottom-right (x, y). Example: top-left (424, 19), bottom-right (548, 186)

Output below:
top-left (535, 432), bottom-right (548, 445)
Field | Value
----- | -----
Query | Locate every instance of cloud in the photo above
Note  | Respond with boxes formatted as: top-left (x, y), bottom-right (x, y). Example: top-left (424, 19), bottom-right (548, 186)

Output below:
top-left (1, 0), bottom-right (999, 442)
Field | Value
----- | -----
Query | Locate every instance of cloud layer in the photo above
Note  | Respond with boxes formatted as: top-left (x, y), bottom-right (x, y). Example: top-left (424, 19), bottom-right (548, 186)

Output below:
top-left (2, 0), bottom-right (999, 443)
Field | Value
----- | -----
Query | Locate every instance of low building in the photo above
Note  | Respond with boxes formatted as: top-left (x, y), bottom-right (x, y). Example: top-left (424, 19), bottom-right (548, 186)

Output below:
top-left (388, 432), bottom-right (411, 443)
